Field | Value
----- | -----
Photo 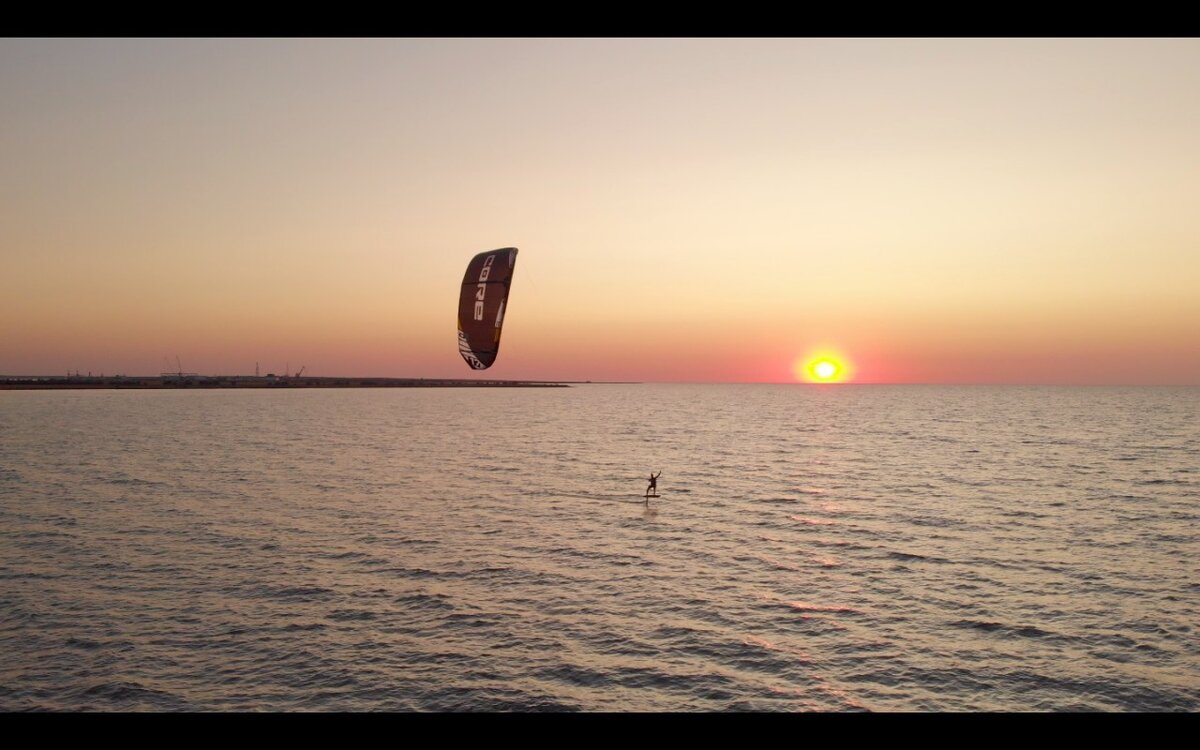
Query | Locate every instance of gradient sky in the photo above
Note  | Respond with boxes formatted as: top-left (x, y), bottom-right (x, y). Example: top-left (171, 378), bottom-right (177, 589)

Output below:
top-left (2, 38), bottom-right (1198, 383)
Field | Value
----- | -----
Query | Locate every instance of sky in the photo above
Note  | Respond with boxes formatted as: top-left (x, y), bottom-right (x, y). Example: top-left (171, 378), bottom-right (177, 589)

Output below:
top-left (2, 38), bottom-right (1198, 384)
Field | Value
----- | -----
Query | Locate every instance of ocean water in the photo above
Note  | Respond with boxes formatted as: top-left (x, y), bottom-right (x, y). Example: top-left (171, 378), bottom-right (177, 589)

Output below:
top-left (1, 384), bottom-right (1197, 712)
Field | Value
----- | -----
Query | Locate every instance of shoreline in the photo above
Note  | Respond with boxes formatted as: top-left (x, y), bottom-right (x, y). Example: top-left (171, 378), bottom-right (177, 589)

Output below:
top-left (0, 376), bottom-right (575, 390)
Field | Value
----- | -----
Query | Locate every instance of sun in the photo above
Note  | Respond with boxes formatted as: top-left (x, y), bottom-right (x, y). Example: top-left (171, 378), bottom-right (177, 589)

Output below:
top-left (793, 350), bottom-right (854, 383)
top-left (814, 360), bottom-right (838, 380)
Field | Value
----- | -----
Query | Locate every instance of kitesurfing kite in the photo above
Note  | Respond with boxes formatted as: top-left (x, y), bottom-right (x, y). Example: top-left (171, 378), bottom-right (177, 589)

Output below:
top-left (457, 247), bottom-right (518, 370)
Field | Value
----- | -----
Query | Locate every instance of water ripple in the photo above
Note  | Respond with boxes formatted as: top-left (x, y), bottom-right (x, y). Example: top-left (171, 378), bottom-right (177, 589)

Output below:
top-left (1, 385), bottom-right (1197, 711)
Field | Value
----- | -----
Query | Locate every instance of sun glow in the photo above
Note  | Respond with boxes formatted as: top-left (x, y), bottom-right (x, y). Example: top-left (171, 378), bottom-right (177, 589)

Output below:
top-left (794, 350), bottom-right (854, 383)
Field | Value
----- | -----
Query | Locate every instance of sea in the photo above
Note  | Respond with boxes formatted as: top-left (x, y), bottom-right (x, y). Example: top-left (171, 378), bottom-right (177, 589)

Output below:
top-left (1, 384), bottom-right (1197, 712)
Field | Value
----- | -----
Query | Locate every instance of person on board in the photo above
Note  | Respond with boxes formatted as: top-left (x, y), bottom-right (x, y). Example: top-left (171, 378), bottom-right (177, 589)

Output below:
top-left (646, 471), bottom-right (661, 498)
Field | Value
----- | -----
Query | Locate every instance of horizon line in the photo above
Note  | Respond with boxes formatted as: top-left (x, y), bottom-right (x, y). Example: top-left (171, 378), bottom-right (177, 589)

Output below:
top-left (2, 374), bottom-right (1197, 388)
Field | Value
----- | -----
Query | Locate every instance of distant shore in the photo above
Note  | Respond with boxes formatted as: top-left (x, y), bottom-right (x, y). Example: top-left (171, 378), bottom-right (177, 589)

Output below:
top-left (0, 375), bottom-right (578, 390)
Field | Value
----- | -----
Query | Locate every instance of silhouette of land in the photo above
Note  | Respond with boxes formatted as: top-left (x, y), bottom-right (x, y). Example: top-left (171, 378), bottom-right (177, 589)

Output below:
top-left (0, 375), bottom-right (576, 390)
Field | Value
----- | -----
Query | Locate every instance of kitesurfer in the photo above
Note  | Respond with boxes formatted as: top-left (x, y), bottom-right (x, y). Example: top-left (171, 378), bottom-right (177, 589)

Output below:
top-left (646, 471), bottom-right (661, 498)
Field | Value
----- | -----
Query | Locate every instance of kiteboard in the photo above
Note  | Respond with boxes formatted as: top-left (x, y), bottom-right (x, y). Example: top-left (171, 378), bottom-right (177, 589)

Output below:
top-left (643, 494), bottom-right (660, 499)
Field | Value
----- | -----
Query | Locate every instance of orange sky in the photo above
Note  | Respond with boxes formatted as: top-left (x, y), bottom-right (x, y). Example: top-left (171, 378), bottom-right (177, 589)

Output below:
top-left (2, 39), bottom-right (1198, 383)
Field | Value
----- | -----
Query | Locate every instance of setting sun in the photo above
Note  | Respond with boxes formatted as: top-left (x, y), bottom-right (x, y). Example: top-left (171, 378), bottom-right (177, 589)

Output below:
top-left (794, 350), bottom-right (854, 383)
